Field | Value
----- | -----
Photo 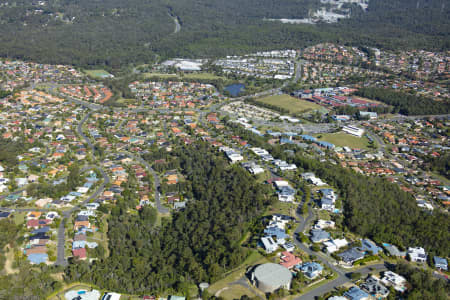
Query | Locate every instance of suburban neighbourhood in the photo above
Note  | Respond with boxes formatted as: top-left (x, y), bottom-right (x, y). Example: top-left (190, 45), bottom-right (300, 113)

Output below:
top-left (0, 42), bottom-right (448, 300)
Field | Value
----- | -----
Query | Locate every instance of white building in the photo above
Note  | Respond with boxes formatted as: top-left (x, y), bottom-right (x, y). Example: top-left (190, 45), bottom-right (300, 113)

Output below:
top-left (407, 247), bottom-right (427, 263)
top-left (314, 219), bottom-right (335, 230)
top-left (381, 271), bottom-right (407, 293)
top-left (342, 125), bottom-right (365, 137)
top-left (324, 238), bottom-right (348, 253)
top-left (261, 236), bottom-right (278, 253)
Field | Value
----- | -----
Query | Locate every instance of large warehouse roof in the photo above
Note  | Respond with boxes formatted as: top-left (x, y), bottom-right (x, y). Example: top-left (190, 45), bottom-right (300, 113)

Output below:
top-left (253, 263), bottom-right (292, 287)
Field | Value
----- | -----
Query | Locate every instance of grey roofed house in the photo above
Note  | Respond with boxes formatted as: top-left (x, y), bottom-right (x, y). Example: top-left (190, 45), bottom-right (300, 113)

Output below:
top-left (338, 248), bottom-right (365, 264)
top-left (360, 276), bottom-right (389, 298)
top-left (433, 256), bottom-right (448, 271)
top-left (310, 229), bottom-right (330, 243)
top-left (383, 243), bottom-right (406, 257)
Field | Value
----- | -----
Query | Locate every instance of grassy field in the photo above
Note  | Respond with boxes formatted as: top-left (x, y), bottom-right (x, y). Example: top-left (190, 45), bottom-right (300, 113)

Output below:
top-left (143, 72), bottom-right (226, 81)
top-left (316, 132), bottom-right (372, 149)
top-left (265, 201), bottom-right (297, 218)
top-left (257, 94), bottom-right (323, 114)
top-left (84, 69), bottom-right (113, 79)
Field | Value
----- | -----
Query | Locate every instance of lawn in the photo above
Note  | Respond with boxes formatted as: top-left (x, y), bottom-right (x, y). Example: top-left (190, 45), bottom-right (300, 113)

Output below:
top-left (84, 69), bottom-right (113, 79)
top-left (257, 94), bottom-right (323, 114)
top-left (183, 72), bottom-right (226, 80)
top-left (13, 212), bottom-right (26, 225)
top-left (315, 132), bottom-right (372, 149)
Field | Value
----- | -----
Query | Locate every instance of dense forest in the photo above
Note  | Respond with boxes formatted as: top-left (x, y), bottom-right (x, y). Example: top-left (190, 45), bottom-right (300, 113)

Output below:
top-left (355, 87), bottom-right (450, 115)
top-left (0, 0), bottom-right (448, 67)
top-left (65, 142), bottom-right (276, 294)
top-left (226, 123), bottom-right (450, 256)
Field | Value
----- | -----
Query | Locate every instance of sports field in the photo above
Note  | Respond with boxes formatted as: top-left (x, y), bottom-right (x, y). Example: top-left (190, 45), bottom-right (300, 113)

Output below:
top-left (84, 69), bottom-right (113, 79)
top-left (316, 132), bottom-right (373, 149)
top-left (257, 94), bottom-right (322, 113)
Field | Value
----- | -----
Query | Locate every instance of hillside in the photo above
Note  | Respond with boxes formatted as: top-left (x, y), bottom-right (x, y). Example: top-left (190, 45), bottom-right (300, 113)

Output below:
top-left (0, 0), bottom-right (448, 67)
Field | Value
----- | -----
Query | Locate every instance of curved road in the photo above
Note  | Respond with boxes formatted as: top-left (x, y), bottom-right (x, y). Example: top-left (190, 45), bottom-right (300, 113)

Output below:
top-left (118, 151), bottom-right (169, 214)
top-left (293, 204), bottom-right (388, 300)
top-left (56, 112), bottom-right (110, 266)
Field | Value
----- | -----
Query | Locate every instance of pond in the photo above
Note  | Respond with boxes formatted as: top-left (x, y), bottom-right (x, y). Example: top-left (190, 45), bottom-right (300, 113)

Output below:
top-left (224, 83), bottom-right (245, 97)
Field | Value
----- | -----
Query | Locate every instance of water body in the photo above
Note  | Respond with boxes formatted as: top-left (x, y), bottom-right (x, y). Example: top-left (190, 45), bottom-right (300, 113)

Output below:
top-left (224, 84), bottom-right (245, 97)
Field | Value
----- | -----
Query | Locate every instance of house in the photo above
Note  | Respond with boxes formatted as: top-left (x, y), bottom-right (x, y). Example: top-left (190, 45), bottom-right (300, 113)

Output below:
top-left (279, 251), bottom-right (302, 269)
top-left (310, 229), bottom-right (330, 243)
top-left (320, 197), bottom-right (335, 211)
top-left (360, 276), bottom-right (389, 298)
top-left (298, 262), bottom-right (323, 279)
top-left (72, 248), bottom-right (87, 260)
top-left (343, 286), bottom-right (369, 300)
top-left (407, 247), bottom-right (427, 263)
top-left (26, 219), bottom-right (51, 229)
top-left (359, 239), bottom-right (382, 255)
top-left (261, 236), bottom-right (278, 253)
top-left (383, 243), bottom-right (406, 257)
top-left (282, 242), bottom-right (295, 252)
top-left (381, 271), bottom-right (407, 292)
top-left (433, 256), bottom-right (448, 271)
top-left (338, 248), bottom-right (364, 265)
top-left (35, 198), bottom-right (52, 208)
top-left (27, 211), bottom-right (42, 219)
top-left (0, 211), bottom-right (11, 219)
top-left (278, 186), bottom-right (296, 202)
top-left (314, 219), bottom-right (335, 230)
top-left (74, 220), bottom-right (90, 230)
top-left (264, 227), bottom-right (289, 240)
top-left (323, 238), bottom-right (348, 253)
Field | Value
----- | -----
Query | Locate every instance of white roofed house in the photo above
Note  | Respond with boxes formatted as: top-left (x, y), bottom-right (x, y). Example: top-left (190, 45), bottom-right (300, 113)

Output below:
top-left (381, 271), bottom-right (407, 293)
top-left (261, 236), bottom-right (278, 253)
top-left (407, 247), bottom-right (427, 263)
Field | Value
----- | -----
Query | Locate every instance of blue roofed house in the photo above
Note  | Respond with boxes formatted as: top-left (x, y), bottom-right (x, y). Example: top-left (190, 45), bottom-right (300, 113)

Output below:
top-left (344, 286), bottom-right (369, 300)
top-left (298, 262), bottom-right (323, 279)
top-left (360, 239), bottom-right (382, 255)
top-left (317, 141), bottom-right (335, 149)
top-left (434, 256), bottom-right (448, 271)
top-left (27, 253), bottom-right (48, 264)
top-left (264, 226), bottom-right (289, 240)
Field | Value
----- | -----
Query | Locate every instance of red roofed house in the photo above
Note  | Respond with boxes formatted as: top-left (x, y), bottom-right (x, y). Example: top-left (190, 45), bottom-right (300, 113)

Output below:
top-left (72, 248), bottom-right (87, 260)
top-left (280, 251), bottom-right (302, 269)
top-left (27, 219), bottom-right (51, 229)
